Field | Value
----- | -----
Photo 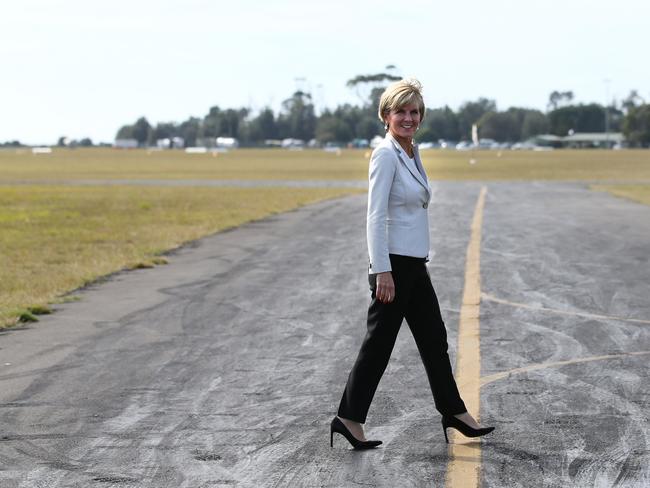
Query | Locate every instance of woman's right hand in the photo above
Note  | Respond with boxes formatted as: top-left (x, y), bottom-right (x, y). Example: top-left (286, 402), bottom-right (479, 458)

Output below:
top-left (375, 271), bottom-right (395, 304)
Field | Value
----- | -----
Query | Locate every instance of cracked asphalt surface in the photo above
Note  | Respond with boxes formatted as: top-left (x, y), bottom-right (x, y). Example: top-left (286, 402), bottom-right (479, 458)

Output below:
top-left (1, 181), bottom-right (649, 487)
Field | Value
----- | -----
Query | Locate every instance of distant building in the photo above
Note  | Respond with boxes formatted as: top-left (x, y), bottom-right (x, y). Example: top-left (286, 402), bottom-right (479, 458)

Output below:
top-left (216, 137), bottom-right (238, 149)
top-left (562, 132), bottom-right (624, 148)
top-left (349, 138), bottom-right (370, 148)
top-left (532, 134), bottom-right (563, 147)
top-left (195, 137), bottom-right (239, 149)
top-left (534, 133), bottom-right (624, 149)
top-left (114, 139), bottom-right (138, 149)
top-left (281, 138), bottom-right (304, 148)
top-left (370, 135), bottom-right (384, 149)
top-left (156, 137), bottom-right (185, 149)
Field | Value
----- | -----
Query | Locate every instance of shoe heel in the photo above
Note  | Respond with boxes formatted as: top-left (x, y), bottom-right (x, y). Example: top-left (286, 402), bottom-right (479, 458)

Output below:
top-left (441, 418), bottom-right (449, 443)
top-left (329, 417), bottom-right (382, 449)
top-left (441, 415), bottom-right (495, 440)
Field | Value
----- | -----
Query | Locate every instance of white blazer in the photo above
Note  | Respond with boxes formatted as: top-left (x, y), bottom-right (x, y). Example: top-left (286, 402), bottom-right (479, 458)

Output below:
top-left (367, 133), bottom-right (432, 274)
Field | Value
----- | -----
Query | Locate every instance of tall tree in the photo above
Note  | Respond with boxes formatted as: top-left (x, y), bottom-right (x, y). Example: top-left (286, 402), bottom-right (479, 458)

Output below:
top-left (548, 104), bottom-right (605, 135)
top-left (547, 90), bottom-right (574, 111)
top-left (202, 106), bottom-right (222, 138)
top-left (355, 115), bottom-right (383, 140)
top-left (116, 124), bottom-right (135, 140)
top-left (116, 117), bottom-right (151, 145)
top-left (244, 108), bottom-right (278, 142)
top-left (346, 66), bottom-right (401, 108)
top-left (150, 122), bottom-right (178, 144)
top-left (315, 110), bottom-right (353, 143)
top-left (623, 104), bottom-right (650, 146)
top-left (521, 110), bottom-right (549, 139)
top-left (457, 98), bottom-right (496, 140)
top-left (607, 105), bottom-right (624, 132)
top-left (622, 90), bottom-right (645, 113)
top-left (420, 106), bottom-right (460, 141)
top-left (221, 108), bottom-right (249, 138)
top-left (178, 117), bottom-right (201, 147)
top-left (278, 90), bottom-right (316, 141)
top-left (478, 111), bottom-right (519, 142)
top-left (132, 117), bottom-right (152, 145)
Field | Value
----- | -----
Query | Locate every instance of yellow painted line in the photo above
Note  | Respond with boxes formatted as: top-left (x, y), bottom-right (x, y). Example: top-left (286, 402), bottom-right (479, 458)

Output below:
top-left (482, 293), bottom-right (650, 325)
top-left (480, 350), bottom-right (650, 387)
top-left (446, 186), bottom-right (487, 488)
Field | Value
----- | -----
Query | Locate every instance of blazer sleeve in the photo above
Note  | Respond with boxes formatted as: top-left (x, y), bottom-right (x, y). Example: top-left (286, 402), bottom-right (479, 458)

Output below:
top-left (367, 146), bottom-right (396, 273)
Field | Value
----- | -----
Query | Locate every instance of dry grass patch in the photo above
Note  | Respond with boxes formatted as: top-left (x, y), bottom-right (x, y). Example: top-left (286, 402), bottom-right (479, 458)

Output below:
top-left (590, 184), bottom-right (650, 206)
top-left (0, 185), bottom-right (362, 328)
top-left (0, 148), bottom-right (369, 181)
top-left (1, 147), bottom-right (649, 182)
top-left (423, 149), bottom-right (650, 180)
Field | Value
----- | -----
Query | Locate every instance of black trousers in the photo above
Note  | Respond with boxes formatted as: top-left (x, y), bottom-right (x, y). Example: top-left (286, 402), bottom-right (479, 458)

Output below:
top-left (337, 254), bottom-right (467, 423)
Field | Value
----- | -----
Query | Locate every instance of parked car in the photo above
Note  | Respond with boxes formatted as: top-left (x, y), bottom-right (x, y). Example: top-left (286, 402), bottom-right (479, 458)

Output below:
top-left (418, 142), bottom-right (435, 149)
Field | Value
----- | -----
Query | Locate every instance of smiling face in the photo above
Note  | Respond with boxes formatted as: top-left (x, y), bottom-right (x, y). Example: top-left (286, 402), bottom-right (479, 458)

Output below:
top-left (384, 102), bottom-right (421, 143)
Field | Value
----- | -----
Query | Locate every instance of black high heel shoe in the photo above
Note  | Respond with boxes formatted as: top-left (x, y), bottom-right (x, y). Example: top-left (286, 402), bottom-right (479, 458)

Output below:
top-left (441, 416), bottom-right (495, 443)
top-left (330, 417), bottom-right (382, 449)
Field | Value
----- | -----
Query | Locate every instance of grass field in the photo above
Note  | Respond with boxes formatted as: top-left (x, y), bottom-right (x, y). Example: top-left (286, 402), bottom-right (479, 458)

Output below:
top-left (1, 147), bottom-right (649, 181)
top-left (0, 185), bottom-right (363, 328)
top-left (590, 184), bottom-right (650, 206)
top-left (1, 147), bottom-right (649, 328)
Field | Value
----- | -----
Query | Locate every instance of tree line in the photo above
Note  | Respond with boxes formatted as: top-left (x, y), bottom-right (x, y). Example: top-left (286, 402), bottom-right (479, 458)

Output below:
top-left (114, 81), bottom-right (650, 147)
top-left (6, 70), bottom-right (645, 148)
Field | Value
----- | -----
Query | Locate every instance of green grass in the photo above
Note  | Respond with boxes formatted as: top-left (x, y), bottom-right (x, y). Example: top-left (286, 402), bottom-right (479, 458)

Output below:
top-left (0, 185), bottom-right (363, 328)
top-left (1, 147), bottom-right (649, 181)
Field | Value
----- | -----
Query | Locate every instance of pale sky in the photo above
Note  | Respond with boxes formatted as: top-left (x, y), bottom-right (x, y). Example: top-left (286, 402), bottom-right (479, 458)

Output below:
top-left (2, 0), bottom-right (648, 144)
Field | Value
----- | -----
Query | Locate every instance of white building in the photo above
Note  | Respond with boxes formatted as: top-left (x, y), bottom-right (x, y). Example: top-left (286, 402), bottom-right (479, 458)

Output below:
top-left (114, 139), bottom-right (138, 149)
top-left (216, 137), bottom-right (239, 149)
top-left (281, 138), bottom-right (304, 148)
top-left (195, 137), bottom-right (239, 149)
top-left (370, 135), bottom-right (384, 149)
top-left (156, 137), bottom-right (185, 149)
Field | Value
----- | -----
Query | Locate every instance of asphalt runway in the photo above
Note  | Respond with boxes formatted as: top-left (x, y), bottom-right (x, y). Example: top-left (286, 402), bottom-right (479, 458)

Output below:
top-left (1, 181), bottom-right (649, 487)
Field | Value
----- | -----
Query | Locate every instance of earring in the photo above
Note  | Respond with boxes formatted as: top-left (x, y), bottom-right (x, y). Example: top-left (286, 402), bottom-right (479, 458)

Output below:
top-left (384, 123), bottom-right (388, 131)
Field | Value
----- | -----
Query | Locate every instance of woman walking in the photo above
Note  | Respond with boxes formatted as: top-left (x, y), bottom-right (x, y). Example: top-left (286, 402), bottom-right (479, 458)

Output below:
top-left (331, 78), bottom-right (494, 449)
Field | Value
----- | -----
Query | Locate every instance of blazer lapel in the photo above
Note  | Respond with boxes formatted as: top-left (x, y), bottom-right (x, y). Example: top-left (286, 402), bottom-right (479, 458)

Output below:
top-left (412, 145), bottom-right (428, 184)
top-left (387, 135), bottom-right (431, 198)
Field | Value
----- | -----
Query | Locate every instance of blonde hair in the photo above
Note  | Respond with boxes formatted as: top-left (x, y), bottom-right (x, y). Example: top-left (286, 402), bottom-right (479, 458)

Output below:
top-left (378, 78), bottom-right (426, 127)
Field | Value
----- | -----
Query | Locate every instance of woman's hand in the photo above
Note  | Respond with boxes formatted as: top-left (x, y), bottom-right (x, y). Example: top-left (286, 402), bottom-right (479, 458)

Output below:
top-left (375, 272), bottom-right (395, 304)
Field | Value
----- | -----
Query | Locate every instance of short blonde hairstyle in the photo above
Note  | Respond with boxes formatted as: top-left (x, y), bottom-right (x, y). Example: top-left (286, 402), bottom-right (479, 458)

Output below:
top-left (378, 78), bottom-right (426, 125)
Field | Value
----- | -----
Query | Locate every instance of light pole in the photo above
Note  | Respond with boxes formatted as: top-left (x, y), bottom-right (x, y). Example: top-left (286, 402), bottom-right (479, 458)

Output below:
top-left (315, 83), bottom-right (324, 115)
top-left (294, 77), bottom-right (307, 94)
top-left (604, 78), bottom-right (611, 148)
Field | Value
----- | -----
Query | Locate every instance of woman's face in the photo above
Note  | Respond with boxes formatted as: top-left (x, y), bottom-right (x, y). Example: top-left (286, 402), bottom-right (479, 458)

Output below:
top-left (385, 102), bottom-right (421, 141)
